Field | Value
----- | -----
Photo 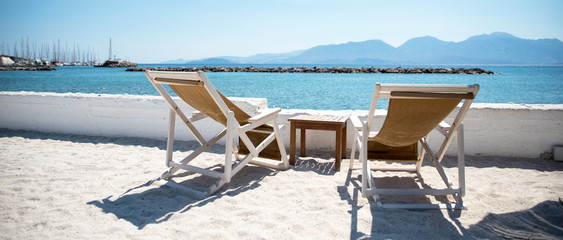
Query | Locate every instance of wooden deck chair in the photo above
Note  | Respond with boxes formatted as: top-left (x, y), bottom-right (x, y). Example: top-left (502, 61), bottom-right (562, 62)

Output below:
top-left (349, 83), bottom-right (479, 209)
top-left (145, 71), bottom-right (289, 197)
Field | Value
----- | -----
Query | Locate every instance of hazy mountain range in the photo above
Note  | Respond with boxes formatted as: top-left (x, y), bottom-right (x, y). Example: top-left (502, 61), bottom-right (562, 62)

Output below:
top-left (163, 32), bottom-right (563, 65)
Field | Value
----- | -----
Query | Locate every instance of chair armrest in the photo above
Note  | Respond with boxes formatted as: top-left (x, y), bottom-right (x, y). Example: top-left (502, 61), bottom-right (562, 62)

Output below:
top-left (248, 108), bottom-right (281, 123)
top-left (241, 108), bottom-right (282, 133)
top-left (438, 121), bottom-right (451, 130)
top-left (435, 121), bottom-right (450, 136)
top-left (188, 111), bottom-right (207, 122)
top-left (350, 115), bottom-right (363, 130)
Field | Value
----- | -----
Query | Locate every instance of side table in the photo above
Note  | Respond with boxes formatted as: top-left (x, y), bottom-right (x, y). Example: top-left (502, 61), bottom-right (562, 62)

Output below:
top-left (288, 115), bottom-right (349, 171)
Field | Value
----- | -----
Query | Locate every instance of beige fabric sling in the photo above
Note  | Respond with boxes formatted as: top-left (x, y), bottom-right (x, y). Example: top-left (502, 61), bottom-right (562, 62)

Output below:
top-left (170, 84), bottom-right (282, 160)
top-left (368, 97), bottom-right (461, 161)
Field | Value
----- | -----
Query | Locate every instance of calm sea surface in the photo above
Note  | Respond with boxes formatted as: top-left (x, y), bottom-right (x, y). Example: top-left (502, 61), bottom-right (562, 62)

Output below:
top-left (1, 64), bottom-right (562, 110)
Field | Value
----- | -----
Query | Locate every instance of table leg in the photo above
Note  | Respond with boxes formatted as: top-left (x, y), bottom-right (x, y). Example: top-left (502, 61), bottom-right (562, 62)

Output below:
top-left (289, 123), bottom-right (296, 166)
top-left (335, 126), bottom-right (342, 171)
top-left (300, 128), bottom-right (306, 157)
top-left (342, 124), bottom-right (347, 159)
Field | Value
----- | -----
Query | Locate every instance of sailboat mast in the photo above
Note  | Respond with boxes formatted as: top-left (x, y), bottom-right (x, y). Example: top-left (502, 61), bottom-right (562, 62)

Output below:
top-left (108, 38), bottom-right (112, 61)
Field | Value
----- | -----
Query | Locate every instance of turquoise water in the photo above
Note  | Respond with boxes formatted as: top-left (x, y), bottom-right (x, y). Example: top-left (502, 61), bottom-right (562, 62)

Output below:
top-left (0, 64), bottom-right (562, 110)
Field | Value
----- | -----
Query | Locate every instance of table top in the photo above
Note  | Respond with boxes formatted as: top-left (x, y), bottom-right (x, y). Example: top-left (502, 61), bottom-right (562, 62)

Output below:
top-left (288, 115), bottom-right (349, 124)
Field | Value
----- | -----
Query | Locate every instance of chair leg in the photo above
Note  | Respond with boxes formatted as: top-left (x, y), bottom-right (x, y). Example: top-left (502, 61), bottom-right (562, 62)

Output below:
top-left (162, 109), bottom-right (177, 180)
top-left (457, 124), bottom-right (466, 197)
top-left (233, 137), bottom-right (240, 160)
top-left (166, 108), bottom-right (176, 168)
top-left (349, 135), bottom-right (357, 170)
top-left (360, 123), bottom-right (370, 197)
top-left (272, 118), bottom-right (289, 169)
top-left (224, 111), bottom-right (234, 183)
top-left (416, 137), bottom-right (428, 173)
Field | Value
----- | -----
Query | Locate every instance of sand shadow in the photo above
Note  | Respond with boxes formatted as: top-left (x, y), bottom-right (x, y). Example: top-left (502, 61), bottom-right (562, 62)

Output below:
top-left (337, 171), bottom-right (364, 239)
top-left (372, 175), bottom-right (447, 205)
top-left (340, 171), bottom-right (563, 239)
top-left (291, 158), bottom-right (337, 175)
top-left (87, 164), bottom-right (278, 229)
top-left (436, 154), bottom-right (563, 172)
top-left (0, 128), bottom-right (214, 153)
top-left (0, 128), bottom-right (285, 229)
top-left (290, 149), bottom-right (343, 175)
top-left (466, 200), bottom-right (563, 239)
top-left (339, 171), bottom-right (465, 239)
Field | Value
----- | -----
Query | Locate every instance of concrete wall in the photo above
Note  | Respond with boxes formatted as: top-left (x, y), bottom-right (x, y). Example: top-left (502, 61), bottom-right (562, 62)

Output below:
top-left (0, 91), bottom-right (266, 142)
top-left (1, 91), bottom-right (562, 158)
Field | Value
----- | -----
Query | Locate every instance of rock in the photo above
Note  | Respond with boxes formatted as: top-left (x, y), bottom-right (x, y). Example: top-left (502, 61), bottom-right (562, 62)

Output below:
top-left (125, 66), bottom-right (494, 74)
top-left (0, 66), bottom-right (55, 71)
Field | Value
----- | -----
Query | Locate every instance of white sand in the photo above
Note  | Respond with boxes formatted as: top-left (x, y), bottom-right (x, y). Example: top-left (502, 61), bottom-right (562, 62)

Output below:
top-left (0, 128), bottom-right (562, 239)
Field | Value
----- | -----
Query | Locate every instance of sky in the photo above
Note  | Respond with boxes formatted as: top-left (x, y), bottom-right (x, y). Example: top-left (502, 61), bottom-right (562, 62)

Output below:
top-left (2, 0), bottom-right (563, 63)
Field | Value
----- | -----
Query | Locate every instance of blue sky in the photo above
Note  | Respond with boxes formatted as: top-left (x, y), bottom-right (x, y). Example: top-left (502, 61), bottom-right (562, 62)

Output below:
top-left (2, 0), bottom-right (562, 63)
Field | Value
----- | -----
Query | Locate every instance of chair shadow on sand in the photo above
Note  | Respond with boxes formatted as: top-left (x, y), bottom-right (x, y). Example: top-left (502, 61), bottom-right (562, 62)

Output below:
top-left (338, 171), bottom-right (463, 239)
top-left (290, 149), bottom-right (351, 175)
top-left (292, 158), bottom-right (337, 175)
top-left (339, 168), bottom-right (563, 239)
top-left (467, 199), bottom-right (563, 239)
top-left (0, 127), bottom-right (281, 230)
top-left (87, 161), bottom-right (279, 230)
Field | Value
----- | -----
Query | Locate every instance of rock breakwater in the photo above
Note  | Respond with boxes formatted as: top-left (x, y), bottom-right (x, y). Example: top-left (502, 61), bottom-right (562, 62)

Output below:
top-left (126, 66), bottom-right (494, 74)
top-left (0, 66), bottom-right (56, 71)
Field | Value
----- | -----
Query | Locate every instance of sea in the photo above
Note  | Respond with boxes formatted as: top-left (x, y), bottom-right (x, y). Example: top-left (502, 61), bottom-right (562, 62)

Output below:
top-left (1, 64), bottom-right (562, 110)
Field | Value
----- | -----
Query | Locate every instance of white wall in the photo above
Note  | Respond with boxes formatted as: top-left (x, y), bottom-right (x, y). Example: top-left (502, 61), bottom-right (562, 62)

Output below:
top-left (1, 91), bottom-right (562, 158)
top-left (0, 92), bottom-right (266, 142)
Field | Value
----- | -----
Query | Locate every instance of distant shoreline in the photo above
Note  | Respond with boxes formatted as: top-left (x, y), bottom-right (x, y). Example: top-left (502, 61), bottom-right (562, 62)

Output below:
top-left (0, 66), bottom-right (55, 71)
top-left (126, 66), bottom-right (494, 74)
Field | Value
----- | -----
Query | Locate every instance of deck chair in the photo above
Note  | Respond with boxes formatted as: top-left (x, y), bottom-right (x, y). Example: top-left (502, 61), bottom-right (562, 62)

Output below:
top-left (349, 83), bottom-right (479, 209)
top-left (145, 71), bottom-right (289, 197)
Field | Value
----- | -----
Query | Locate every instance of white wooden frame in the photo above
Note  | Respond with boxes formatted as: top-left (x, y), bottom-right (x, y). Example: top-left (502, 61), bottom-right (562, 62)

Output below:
top-left (145, 71), bottom-right (289, 197)
top-left (349, 83), bottom-right (479, 209)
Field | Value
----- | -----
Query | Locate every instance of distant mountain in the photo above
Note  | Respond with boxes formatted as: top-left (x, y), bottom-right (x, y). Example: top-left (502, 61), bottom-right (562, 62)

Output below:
top-left (164, 32), bottom-right (563, 65)
top-left (160, 58), bottom-right (186, 64)
top-left (176, 50), bottom-right (306, 64)
top-left (450, 32), bottom-right (563, 64)
top-left (221, 50), bottom-right (306, 63)
top-left (278, 40), bottom-right (402, 64)
top-left (186, 58), bottom-right (236, 64)
top-left (397, 36), bottom-right (457, 63)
